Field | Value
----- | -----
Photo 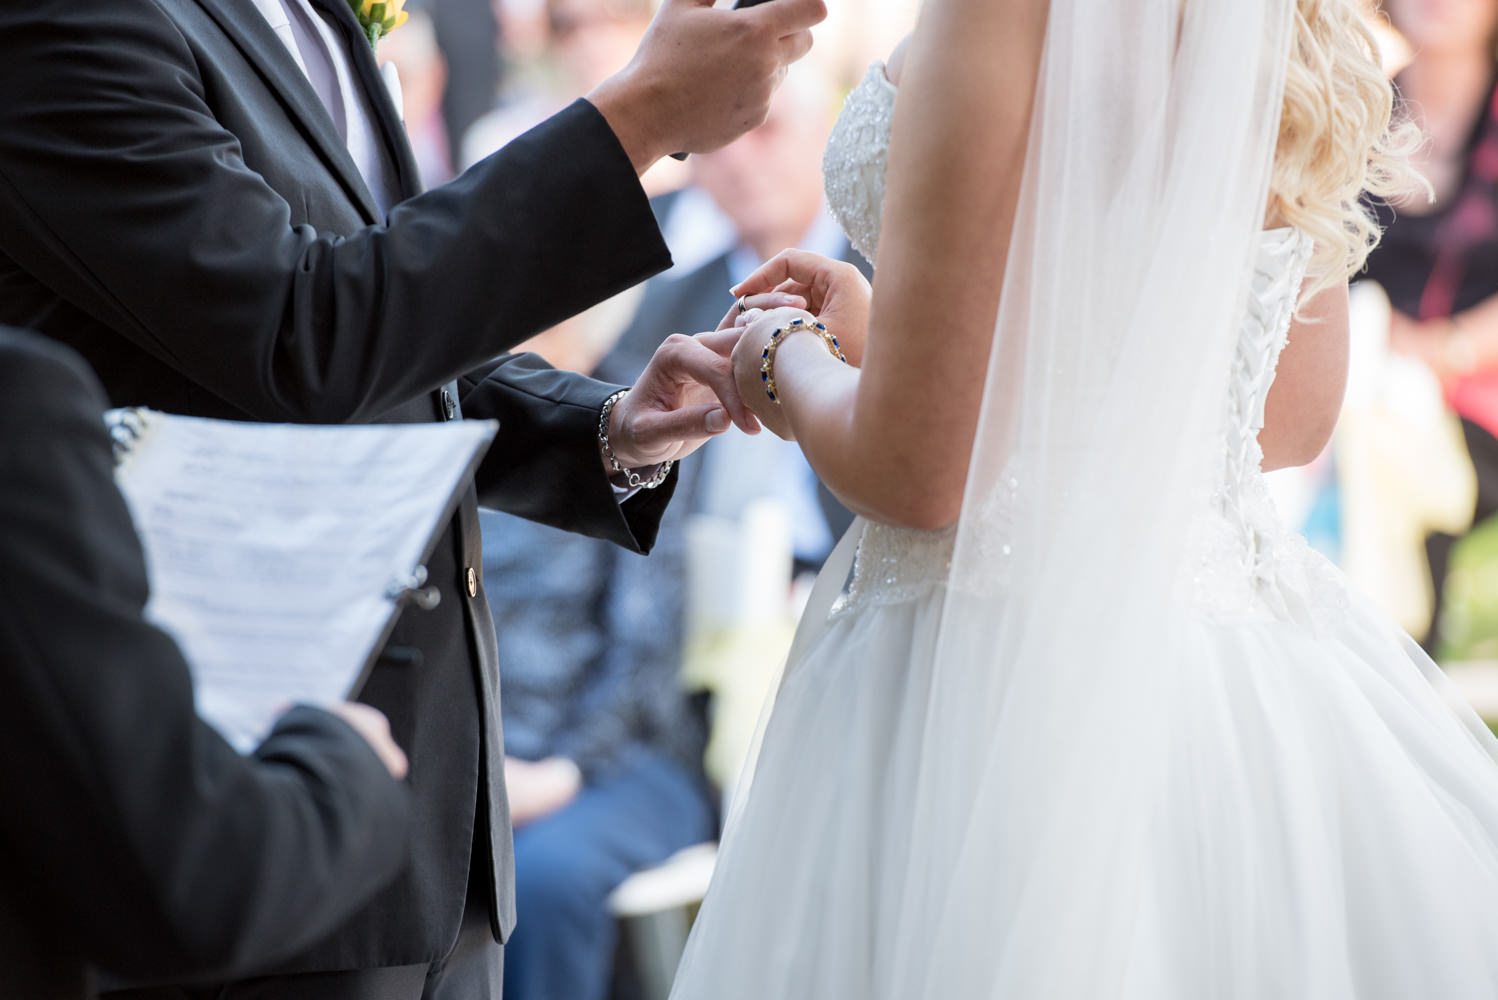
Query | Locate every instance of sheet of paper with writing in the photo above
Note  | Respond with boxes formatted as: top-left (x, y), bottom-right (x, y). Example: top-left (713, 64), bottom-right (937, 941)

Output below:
top-left (107, 409), bottom-right (497, 752)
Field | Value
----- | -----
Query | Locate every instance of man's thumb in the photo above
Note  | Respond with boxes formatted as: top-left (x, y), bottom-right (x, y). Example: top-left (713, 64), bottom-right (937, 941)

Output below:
top-left (636, 404), bottom-right (732, 448)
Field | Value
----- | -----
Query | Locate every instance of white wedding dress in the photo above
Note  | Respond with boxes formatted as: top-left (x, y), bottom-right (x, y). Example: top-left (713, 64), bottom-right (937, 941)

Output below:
top-left (668, 63), bottom-right (1498, 998)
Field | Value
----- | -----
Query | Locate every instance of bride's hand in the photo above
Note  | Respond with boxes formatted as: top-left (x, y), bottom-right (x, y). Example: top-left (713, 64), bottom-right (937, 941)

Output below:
top-left (715, 290), bottom-right (807, 332)
top-left (730, 249), bottom-right (872, 365)
top-left (730, 306), bottom-right (818, 440)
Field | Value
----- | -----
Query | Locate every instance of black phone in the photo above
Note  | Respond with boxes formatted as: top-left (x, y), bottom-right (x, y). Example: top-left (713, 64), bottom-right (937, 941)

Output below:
top-left (670, 0), bottom-right (778, 159)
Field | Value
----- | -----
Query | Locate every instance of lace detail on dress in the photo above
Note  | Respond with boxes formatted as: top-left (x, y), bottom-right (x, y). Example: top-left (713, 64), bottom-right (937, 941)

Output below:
top-left (1183, 228), bottom-right (1348, 628)
top-left (1221, 228), bottom-right (1309, 502)
top-left (819, 66), bottom-right (1348, 628)
top-left (822, 62), bottom-right (896, 266)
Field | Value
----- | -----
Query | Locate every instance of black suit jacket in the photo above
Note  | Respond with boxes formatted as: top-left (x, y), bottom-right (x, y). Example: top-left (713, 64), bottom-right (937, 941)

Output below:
top-left (0, 0), bottom-right (675, 971)
top-left (0, 329), bottom-right (411, 999)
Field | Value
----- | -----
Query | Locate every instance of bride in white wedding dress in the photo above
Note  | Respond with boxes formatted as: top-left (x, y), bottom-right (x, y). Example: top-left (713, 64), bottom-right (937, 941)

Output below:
top-left (667, 0), bottom-right (1498, 995)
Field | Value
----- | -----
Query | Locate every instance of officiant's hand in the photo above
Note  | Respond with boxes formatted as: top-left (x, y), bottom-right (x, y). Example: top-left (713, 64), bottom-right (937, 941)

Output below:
top-left (729, 249), bottom-right (871, 365)
top-left (328, 703), bottom-right (409, 779)
top-left (587, 0), bottom-right (826, 170)
top-left (606, 329), bottom-right (761, 472)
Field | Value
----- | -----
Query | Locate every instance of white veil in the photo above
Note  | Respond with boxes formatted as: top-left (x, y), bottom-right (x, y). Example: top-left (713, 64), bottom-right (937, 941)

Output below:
top-left (880, 0), bottom-right (1295, 992)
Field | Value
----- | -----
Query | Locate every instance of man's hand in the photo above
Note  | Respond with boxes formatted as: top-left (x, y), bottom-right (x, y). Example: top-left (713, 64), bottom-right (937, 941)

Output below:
top-left (587, 0), bottom-right (827, 172)
top-left (505, 756), bottom-right (583, 828)
top-left (327, 703), bottom-right (409, 779)
top-left (606, 329), bottom-right (760, 472)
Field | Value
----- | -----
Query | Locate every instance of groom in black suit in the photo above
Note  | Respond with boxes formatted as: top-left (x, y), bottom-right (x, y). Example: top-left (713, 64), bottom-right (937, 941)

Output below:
top-left (0, 0), bottom-right (825, 996)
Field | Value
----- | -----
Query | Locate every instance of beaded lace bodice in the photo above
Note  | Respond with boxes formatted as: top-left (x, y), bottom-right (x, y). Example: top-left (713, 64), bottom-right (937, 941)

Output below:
top-left (824, 62), bottom-right (1343, 625)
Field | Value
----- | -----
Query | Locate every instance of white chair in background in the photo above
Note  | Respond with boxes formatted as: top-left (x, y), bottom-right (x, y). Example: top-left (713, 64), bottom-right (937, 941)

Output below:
top-left (607, 842), bottom-right (719, 1000)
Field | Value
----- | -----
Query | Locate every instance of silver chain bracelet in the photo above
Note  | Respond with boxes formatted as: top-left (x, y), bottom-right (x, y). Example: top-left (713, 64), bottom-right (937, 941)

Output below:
top-left (598, 389), bottom-right (672, 490)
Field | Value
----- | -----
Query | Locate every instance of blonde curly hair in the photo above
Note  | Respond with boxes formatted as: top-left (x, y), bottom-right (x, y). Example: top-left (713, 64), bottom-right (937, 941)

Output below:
top-left (1270, 0), bottom-right (1424, 298)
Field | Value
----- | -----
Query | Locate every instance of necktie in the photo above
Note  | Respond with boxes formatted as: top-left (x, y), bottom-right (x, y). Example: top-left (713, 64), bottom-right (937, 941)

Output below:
top-left (277, 0), bottom-right (348, 141)
top-left (259, 0), bottom-right (400, 212)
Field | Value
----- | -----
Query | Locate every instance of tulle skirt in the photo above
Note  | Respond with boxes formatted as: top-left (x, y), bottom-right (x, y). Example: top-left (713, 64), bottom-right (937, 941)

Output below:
top-left (668, 542), bottom-right (1498, 998)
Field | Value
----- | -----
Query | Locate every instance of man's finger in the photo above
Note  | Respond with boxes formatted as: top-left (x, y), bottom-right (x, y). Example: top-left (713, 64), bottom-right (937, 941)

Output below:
top-left (741, 0), bottom-right (827, 36)
top-left (632, 403), bottom-right (739, 449)
top-left (695, 328), bottom-right (742, 356)
top-left (715, 302), bottom-right (740, 332)
top-left (776, 28), bottom-right (814, 66)
top-left (659, 335), bottom-right (755, 431)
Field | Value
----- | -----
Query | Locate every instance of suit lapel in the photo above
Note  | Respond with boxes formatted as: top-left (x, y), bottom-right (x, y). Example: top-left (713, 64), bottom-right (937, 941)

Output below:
top-left (309, 0), bottom-right (423, 198)
top-left (191, 0), bottom-right (385, 220)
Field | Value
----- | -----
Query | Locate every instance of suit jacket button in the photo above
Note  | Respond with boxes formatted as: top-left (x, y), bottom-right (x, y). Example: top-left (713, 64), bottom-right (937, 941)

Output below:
top-left (441, 388), bottom-right (457, 420)
top-left (465, 566), bottom-right (478, 597)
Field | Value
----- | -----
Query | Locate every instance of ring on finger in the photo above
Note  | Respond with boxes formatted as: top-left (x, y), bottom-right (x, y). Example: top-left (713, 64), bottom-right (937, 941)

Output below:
top-left (736, 295), bottom-right (750, 314)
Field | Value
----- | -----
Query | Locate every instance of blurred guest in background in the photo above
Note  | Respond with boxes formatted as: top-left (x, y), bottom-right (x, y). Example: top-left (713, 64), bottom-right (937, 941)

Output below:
top-left (426, 0), bottom-right (504, 169)
top-left (1365, 0), bottom-right (1498, 650)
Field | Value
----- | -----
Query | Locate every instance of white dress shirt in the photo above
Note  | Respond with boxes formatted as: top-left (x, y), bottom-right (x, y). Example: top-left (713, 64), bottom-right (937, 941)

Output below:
top-left (249, 0), bottom-right (400, 214)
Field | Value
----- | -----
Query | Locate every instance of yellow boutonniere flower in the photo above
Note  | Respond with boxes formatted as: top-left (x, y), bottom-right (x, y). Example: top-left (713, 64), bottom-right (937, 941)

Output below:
top-left (348, 0), bottom-right (409, 48)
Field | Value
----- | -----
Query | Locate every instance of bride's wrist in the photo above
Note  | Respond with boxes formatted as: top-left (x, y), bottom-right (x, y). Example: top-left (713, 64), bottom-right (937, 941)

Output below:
top-left (758, 317), bottom-right (846, 406)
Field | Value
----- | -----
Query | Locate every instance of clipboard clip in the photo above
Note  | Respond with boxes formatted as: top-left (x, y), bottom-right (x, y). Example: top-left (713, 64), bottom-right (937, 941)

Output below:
top-left (105, 407), bottom-right (149, 465)
top-left (386, 565), bottom-right (441, 611)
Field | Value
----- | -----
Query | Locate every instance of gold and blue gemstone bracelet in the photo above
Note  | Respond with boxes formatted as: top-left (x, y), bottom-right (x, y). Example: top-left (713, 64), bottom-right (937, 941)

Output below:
top-left (760, 317), bottom-right (847, 404)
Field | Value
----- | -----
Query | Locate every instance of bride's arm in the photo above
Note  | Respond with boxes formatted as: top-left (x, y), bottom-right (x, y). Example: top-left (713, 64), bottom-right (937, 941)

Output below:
top-left (735, 0), bottom-right (1047, 530)
top-left (1259, 280), bottom-right (1350, 471)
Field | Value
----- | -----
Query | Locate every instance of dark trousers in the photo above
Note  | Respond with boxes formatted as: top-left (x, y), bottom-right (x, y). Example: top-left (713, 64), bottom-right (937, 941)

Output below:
top-left (105, 863), bottom-right (502, 1000)
top-left (1425, 417), bottom-right (1498, 654)
top-left (503, 751), bottom-right (714, 1000)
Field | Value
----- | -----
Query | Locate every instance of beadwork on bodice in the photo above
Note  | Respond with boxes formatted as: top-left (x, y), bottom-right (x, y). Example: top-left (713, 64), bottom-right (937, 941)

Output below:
top-left (823, 62), bottom-right (896, 266)
top-left (823, 63), bottom-right (1343, 625)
